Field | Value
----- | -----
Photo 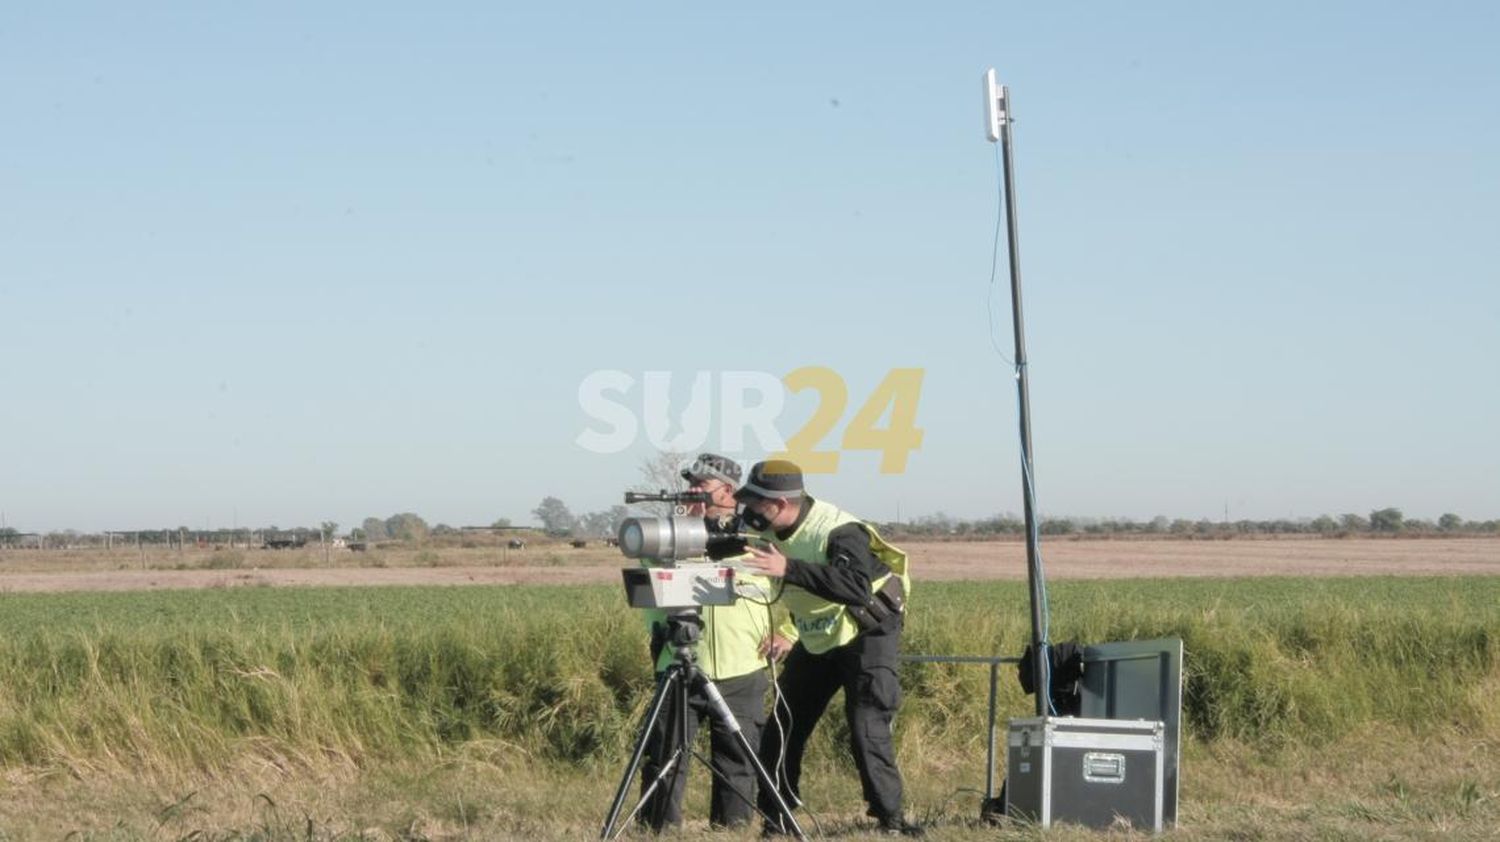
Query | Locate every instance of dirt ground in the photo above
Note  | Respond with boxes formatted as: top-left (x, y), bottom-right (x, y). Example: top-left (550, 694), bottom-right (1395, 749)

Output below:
top-left (0, 537), bottom-right (1496, 593)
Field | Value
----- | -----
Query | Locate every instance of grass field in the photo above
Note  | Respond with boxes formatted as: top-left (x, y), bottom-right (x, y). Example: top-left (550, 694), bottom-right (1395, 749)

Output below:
top-left (0, 576), bottom-right (1496, 838)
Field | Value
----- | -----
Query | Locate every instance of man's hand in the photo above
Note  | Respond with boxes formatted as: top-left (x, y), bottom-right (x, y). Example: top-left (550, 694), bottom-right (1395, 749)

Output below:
top-left (744, 543), bottom-right (789, 579)
top-left (759, 633), bottom-right (793, 661)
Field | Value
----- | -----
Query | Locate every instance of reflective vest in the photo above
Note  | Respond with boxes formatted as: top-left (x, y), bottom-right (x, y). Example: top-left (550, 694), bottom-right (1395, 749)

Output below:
top-left (771, 499), bottom-right (911, 655)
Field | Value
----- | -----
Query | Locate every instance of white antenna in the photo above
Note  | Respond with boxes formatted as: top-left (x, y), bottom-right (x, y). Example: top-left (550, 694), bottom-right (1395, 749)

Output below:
top-left (983, 68), bottom-right (1006, 142)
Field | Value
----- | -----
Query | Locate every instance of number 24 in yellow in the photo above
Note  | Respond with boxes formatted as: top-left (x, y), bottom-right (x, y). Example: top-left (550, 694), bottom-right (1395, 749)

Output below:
top-left (770, 367), bottom-right (925, 474)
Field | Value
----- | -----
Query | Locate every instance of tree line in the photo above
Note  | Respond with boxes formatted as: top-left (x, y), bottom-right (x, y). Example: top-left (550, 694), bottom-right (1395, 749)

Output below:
top-left (5, 505), bottom-right (1498, 549)
top-left (880, 507), bottom-right (1500, 539)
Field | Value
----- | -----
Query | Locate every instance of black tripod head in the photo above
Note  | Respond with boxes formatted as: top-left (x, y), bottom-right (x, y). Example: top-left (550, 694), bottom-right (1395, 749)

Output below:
top-left (662, 608), bottom-right (704, 676)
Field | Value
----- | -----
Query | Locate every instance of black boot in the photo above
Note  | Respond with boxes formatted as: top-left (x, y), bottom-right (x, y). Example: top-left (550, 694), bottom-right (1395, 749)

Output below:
top-left (875, 814), bottom-right (925, 837)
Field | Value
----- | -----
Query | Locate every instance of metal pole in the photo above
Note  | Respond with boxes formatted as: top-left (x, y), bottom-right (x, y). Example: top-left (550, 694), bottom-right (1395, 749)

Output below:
top-left (994, 78), bottom-right (1049, 716)
top-left (986, 661), bottom-right (999, 800)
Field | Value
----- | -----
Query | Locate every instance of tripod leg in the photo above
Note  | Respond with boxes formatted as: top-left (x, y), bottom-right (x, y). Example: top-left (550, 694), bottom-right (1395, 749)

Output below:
top-left (645, 664), bottom-right (692, 830)
top-left (631, 746), bottom-right (684, 831)
top-left (600, 667), bottom-right (679, 839)
top-left (693, 673), bottom-right (808, 841)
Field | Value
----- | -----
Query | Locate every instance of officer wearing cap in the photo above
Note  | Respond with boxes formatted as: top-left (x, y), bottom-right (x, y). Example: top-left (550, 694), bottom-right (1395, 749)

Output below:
top-left (638, 453), bottom-right (773, 830)
top-left (738, 460), bottom-right (921, 837)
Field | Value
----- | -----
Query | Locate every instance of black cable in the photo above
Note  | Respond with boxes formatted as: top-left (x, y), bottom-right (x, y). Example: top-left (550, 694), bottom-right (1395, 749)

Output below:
top-left (986, 142), bottom-right (1016, 366)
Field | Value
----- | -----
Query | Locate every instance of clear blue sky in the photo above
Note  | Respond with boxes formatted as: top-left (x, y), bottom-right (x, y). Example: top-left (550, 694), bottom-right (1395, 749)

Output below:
top-left (3, 3), bottom-right (1497, 533)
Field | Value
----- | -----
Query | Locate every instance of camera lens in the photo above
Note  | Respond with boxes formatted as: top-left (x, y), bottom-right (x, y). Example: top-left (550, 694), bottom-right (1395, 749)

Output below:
top-left (619, 521), bottom-right (645, 557)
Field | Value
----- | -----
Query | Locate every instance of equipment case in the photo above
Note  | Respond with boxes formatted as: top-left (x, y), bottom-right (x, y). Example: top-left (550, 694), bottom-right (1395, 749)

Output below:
top-left (1005, 716), bottom-right (1165, 832)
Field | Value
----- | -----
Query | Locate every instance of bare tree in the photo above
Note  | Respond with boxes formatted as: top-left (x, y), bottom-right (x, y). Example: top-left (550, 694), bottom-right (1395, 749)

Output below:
top-left (631, 449), bottom-right (691, 515)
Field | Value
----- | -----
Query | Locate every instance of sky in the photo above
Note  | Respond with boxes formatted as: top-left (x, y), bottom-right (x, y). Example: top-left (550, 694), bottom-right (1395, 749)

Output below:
top-left (2, 3), bottom-right (1497, 533)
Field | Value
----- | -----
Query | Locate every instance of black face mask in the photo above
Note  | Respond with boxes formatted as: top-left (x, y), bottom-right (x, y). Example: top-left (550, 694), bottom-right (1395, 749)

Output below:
top-left (740, 504), bottom-right (772, 533)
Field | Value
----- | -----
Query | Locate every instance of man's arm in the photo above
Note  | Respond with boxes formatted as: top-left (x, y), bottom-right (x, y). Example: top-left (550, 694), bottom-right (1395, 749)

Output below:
top-left (782, 523), bottom-right (884, 605)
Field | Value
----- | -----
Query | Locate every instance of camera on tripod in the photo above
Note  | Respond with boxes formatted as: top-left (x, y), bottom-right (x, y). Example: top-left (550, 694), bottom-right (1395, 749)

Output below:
top-left (617, 489), bottom-right (752, 610)
top-left (603, 487), bottom-right (808, 839)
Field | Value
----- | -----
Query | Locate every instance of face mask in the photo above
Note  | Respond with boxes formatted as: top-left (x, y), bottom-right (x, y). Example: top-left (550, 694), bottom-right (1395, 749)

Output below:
top-left (740, 504), bottom-right (773, 532)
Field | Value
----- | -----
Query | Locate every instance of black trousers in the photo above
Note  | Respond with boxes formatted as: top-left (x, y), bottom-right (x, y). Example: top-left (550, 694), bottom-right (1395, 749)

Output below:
top-left (640, 668), bottom-right (768, 828)
top-left (757, 618), bottom-right (905, 823)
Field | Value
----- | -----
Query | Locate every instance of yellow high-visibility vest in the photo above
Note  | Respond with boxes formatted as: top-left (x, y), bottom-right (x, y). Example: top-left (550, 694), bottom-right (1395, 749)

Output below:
top-left (769, 499), bottom-right (910, 654)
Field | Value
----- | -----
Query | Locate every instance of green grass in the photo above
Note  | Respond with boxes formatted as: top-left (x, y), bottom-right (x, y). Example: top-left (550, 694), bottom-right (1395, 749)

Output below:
top-left (0, 578), bottom-right (1496, 770)
top-left (0, 577), bottom-right (1496, 837)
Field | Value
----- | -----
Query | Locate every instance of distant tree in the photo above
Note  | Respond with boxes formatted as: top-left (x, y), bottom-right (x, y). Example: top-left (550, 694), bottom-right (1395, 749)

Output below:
top-left (577, 510), bottom-right (607, 537)
top-left (361, 517), bottom-right (390, 541)
top-left (974, 515), bottom-right (1023, 535)
top-left (350, 527), bottom-right (367, 541)
top-left (1310, 515), bottom-right (1338, 534)
top-left (1369, 508), bottom-right (1404, 533)
top-left (1039, 518), bottom-right (1075, 535)
top-left (431, 523), bottom-right (458, 536)
top-left (533, 496), bottom-right (578, 536)
top-left (918, 512), bottom-right (955, 534)
top-left (384, 513), bottom-right (430, 542)
top-left (320, 520), bottom-right (339, 540)
top-left (1438, 513), bottom-right (1463, 532)
top-left (579, 505), bottom-right (630, 538)
top-left (491, 517), bottom-right (513, 529)
top-left (1339, 513), bottom-right (1369, 533)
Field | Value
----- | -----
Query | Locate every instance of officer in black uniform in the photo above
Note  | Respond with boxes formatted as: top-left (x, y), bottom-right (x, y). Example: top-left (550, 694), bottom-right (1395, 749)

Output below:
top-left (738, 460), bottom-right (922, 837)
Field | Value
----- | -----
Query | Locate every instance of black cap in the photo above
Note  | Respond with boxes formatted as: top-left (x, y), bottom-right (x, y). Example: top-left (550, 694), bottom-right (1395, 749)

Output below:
top-left (733, 459), bottom-right (805, 502)
top-left (680, 453), bottom-right (743, 485)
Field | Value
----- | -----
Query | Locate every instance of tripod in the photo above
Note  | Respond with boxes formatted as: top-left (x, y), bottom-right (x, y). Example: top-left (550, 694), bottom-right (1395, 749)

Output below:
top-left (600, 610), bottom-right (807, 840)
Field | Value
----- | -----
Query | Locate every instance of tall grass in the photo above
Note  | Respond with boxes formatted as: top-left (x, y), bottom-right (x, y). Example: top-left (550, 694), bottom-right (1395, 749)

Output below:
top-left (901, 578), bottom-right (1499, 762)
top-left (0, 578), bottom-right (1495, 778)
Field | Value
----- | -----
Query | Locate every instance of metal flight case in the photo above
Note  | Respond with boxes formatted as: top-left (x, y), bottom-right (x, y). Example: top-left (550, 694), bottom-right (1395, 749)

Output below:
top-left (1005, 716), bottom-right (1165, 832)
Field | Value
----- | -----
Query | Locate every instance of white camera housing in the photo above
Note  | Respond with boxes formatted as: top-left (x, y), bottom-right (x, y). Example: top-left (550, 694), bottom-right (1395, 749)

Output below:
top-left (621, 564), bottom-right (738, 610)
